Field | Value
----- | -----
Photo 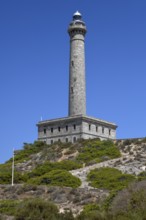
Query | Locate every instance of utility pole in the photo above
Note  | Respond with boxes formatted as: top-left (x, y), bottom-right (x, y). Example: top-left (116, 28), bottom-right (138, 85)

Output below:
top-left (12, 148), bottom-right (14, 186)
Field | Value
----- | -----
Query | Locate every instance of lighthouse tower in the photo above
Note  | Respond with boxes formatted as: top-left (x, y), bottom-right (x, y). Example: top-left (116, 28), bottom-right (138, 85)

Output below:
top-left (68, 11), bottom-right (87, 116)
top-left (37, 12), bottom-right (117, 144)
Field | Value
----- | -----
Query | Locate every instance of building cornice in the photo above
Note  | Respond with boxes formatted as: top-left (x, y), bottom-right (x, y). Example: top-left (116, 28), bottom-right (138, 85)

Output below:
top-left (37, 114), bottom-right (117, 129)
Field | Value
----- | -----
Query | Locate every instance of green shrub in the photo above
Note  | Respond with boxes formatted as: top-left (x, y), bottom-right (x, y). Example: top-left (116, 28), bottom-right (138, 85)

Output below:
top-left (28, 169), bottom-right (81, 188)
top-left (76, 140), bottom-right (121, 165)
top-left (15, 199), bottom-right (61, 220)
top-left (108, 181), bottom-right (146, 220)
top-left (0, 200), bottom-right (19, 216)
top-left (82, 203), bottom-right (100, 214)
top-left (0, 199), bottom-right (74, 220)
top-left (28, 160), bottom-right (82, 178)
top-left (87, 167), bottom-right (135, 191)
top-left (138, 171), bottom-right (146, 181)
top-left (102, 191), bottom-right (117, 211)
top-left (6, 141), bottom-right (47, 164)
top-left (77, 210), bottom-right (106, 220)
top-left (0, 164), bottom-right (27, 184)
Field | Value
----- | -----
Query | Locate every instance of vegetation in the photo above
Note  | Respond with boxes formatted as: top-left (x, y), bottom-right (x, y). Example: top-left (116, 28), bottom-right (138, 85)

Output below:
top-left (1, 186), bottom-right (146, 220)
top-left (27, 160), bottom-right (82, 178)
top-left (138, 171), bottom-right (146, 181)
top-left (0, 199), bottom-right (74, 220)
top-left (77, 210), bottom-right (106, 220)
top-left (106, 180), bottom-right (146, 220)
top-left (2, 138), bottom-right (146, 219)
top-left (27, 169), bottom-right (81, 188)
top-left (0, 200), bottom-right (19, 216)
top-left (87, 167), bottom-right (135, 191)
top-left (76, 140), bottom-right (121, 165)
top-left (6, 141), bottom-right (48, 164)
top-left (76, 180), bottom-right (146, 219)
top-left (0, 163), bottom-right (27, 184)
top-left (15, 199), bottom-right (60, 220)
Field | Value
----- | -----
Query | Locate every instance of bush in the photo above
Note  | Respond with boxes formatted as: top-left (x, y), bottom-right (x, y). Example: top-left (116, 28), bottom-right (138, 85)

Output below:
top-left (28, 160), bottom-right (82, 178)
top-left (138, 171), bottom-right (146, 181)
top-left (15, 199), bottom-right (61, 220)
top-left (87, 167), bottom-right (135, 191)
top-left (77, 210), bottom-right (106, 220)
top-left (82, 203), bottom-right (100, 214)
top-left (0, 199), bottom-right (74, 220)
top-left (0, 200), bottom-right (19, 216)
top-left (0, 164), bottom-right (27, 184)
top-left (6, 141), bottom-right (47, 164)
top-left (108, 180), bottom-right (146, 220)
top-left (76, 140), bottom-right (121, 165)
top-left (27, 169), bottom-right (81, 188)
top-left (78, 181), bottom-right (146, 220)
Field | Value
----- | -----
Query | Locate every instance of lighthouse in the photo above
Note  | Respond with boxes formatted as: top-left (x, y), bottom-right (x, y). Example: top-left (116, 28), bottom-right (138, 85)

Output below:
top-left (68, 11), bottom-right (87, 116)
top-left (37, 12), bottom-right (117, 144)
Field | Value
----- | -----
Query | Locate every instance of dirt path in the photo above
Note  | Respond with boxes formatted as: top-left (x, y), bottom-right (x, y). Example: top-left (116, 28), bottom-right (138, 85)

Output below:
top-left (70, 157), bottom-right (132, 188)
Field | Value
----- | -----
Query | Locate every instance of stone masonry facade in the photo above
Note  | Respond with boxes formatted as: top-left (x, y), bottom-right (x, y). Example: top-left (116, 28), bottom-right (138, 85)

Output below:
top-left (68, 19), bottom-right (86, 116)
top-left (37, 115), bottom-right (117, 145)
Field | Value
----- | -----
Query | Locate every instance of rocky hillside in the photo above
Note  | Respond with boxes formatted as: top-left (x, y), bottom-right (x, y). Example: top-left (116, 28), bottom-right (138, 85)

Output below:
top-left (1, 138), bottom-right (146, 220)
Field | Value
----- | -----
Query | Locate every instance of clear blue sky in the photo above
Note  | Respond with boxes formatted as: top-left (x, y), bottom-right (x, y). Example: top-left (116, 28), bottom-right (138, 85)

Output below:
top-left (0, 0), bottom-right (146, 163)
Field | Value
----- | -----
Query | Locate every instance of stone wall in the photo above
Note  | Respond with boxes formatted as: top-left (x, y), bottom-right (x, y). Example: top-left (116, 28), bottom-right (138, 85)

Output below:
top-left (69, 34), bottom-right (86, 116)
top-left (37, 115), bottom-right (117, 144)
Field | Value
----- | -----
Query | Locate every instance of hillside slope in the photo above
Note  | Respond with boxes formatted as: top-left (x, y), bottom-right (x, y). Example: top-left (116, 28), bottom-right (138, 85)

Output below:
top-left (1, 138), bottom-right (146, 219)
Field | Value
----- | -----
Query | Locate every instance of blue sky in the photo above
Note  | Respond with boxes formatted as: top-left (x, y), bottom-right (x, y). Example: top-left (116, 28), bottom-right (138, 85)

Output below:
top-left (0, 0), bottom-right (146, 163)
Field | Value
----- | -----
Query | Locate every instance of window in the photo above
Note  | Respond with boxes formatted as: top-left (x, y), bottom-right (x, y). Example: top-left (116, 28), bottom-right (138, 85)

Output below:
top-left (109, 129), bottom-right (111, 135)
top-left (51, 128), bottom-right (53, 133)
top-left (66, 125), bottom-right (68, 131)
top-left (71, 87), bottom-right (74, 94)
top-left (71, 60), bottom-right (74, 67)
top-left (73, 137), bottom-right (76, 143)
top-left (43, 128), bottom-right (46, 134)
top-left (66, 138), bottom-right (68, 143)
top-left (74, 124), bottom-right (76, 130)
top-left (51, 140), bottom-right (53, 144)
top-left (96, 126), bottom-right (98, 132)
top-left (58, 139), bottom-right (61, 142)
top-left (89, 124), bottom-right (91, 130)
top-left (102, 127), bottom-right (104, 134)
top-left (58, 127), bottom-right (60, 132)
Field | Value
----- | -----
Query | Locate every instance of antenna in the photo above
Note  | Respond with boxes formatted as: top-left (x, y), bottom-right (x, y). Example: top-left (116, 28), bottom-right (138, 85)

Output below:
top-left (12, 148), bottom-right (15, 186)
top-left (41, 116), bottom-right (43, 121)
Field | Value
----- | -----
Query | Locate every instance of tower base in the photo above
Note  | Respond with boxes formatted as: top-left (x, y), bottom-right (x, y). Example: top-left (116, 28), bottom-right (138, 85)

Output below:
top-left (37, 115), bottom-right (117, 144)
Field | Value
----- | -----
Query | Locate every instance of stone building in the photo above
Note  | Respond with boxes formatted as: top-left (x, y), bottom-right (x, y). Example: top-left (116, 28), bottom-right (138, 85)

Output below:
top-left (37, 12), bottom-right (117, 144)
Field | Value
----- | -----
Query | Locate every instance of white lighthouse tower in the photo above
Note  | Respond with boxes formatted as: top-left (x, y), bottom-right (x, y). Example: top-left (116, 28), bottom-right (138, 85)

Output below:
top-left (37, 12), bottom-right (117, 144)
